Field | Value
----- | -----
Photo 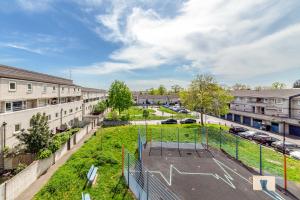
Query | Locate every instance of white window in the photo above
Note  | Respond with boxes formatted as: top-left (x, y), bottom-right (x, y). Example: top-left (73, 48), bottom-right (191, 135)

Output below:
top-left (276, 98), bottom-right (283, 104)
top-left (14, 124), bottom-right (21, 132)
top-left (53, 86), bottom-right (56, 91)
top-left (47, 115), bottom-right (51, 121)
top-left (64, 110), bottom-right (67, 115)
top-left (55, 113), bottom-right (59, 118)
top-left (27, 83), bottom-right (32, 92)
top-left (9, 81), bottom-right (16, 91)
top-left (43, 85), bottom-right (47, 93)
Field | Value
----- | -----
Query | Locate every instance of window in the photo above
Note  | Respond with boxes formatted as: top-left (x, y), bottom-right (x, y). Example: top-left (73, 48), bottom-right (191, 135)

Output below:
top-left (5, 102), bottom-right (12, 112)
top-left (27, 83), bottom-right (32, 92)
top-left (297, 100), bottom-right (300, 106)
top-left (47, 115), bottom-right (51, 121)
top-left (9, 81), bottom-right (16, 91)
top-left (76, 107), bottom-right (78, 111)
top-left (55, 113), bottom-right (59, 118)
top-left (276, 98), bottom-right (283, 104)
top-left (278, 108), bottom-right (283, 113)
top-left (43, 85), bottom-right (47, 93)
top-left (269, 99), bottom-right (275, 104)
top-left (53, 86), bottom-right (56, 91)
top-left (62, 87), bottom-right (64, 92)
top-left (69, 109), bottom-right (73, 113)
top-left (15, 124), bottom-right (21, 132)
top-left (264, 99), bottom-right (268, 103)
top-left (64, 110), bottom-right (67, 115)
top-left (74, 88), bottom-right (76, 92)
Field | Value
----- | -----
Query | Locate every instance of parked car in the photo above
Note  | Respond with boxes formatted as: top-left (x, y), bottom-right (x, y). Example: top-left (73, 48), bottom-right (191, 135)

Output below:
top-left (271, 141), bottom-right (299, 154)
top-left (252, 135), bottom-right (279, 146)
top-left (229, 126), bottom-right (249, 135)
top-left (178, 109), bottom-right (189, 114)
top-left (180, 118), bottom-right (196, 124)
top-left (161, 118), bottom-right (177, 124)
top-left (252, 132), bottom-right (268, 141)
top-left (290, 150), bottom-right (300, 160)
top-left (238, 130), bottom-right (257, 139)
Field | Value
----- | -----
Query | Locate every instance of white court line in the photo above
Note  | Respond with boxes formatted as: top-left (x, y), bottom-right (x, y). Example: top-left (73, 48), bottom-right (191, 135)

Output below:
top-left (148, 158), bottom-right (285, 200)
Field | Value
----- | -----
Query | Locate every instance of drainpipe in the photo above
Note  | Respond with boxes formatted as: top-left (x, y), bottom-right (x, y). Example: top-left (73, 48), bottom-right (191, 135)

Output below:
top-left (288, 93), bottom-right (300, 118)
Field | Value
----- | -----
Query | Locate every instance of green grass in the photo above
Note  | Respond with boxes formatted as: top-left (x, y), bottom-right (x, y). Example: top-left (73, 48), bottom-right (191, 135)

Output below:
top-left (158, 106), bottom-right (177, 114)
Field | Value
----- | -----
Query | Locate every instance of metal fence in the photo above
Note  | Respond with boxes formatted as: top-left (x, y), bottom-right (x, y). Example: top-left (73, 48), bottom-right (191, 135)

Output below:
top-left (123, 149), bottom-right (180, 200)
top-left (205, 126), bottom-right (300, 198)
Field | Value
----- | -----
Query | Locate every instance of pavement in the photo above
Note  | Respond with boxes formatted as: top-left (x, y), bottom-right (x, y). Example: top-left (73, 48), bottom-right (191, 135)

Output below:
top-left (15, 126), bottom-right (99, 200)
top-left (142, 145), bottom-right (293, 200)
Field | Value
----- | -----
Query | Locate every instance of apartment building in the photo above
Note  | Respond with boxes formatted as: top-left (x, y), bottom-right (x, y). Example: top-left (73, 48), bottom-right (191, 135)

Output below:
top-left (222, 89), bottom-right (300, 137)
top-left (82, 87), bottom-right (107, 116)
top-left (134, 94), bottom-right (180, 105)
top-left (0, 65), bottom-right (106, 150)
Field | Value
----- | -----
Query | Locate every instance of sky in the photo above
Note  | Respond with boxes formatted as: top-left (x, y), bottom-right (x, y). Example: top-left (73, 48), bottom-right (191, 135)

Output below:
top-left (1, 0), bottom-right (300, 90)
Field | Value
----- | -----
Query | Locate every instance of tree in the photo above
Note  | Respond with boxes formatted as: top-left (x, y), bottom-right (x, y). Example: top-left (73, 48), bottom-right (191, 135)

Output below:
top-left (93, 101), bottom-right (107, 115)
top-left (108, 80), bottom-right (132, 114)
top-left (181, 74), bottom-right (233, 125)
top-left (271, 82), bottom-right (286, 89)
top-left (158, 85), bottom-right (166, 95)
top-left (148, 88), bottom-right (156, 95)
top-left (293, 80), bottom-right (300, 88)
top-left (231, 83), bottom-right (251, 90)
top-left (15, 113), bottom-right (51, 154)
top-left (171, 84), bottom-right (183, 93)
top-left (143, 109), bottom-right (150, 120)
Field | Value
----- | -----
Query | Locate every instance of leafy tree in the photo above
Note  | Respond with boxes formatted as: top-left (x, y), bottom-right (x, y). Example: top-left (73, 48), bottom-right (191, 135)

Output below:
top-left (158, 85), bottom-right (166, 95)
top-left (271, 82), bottom-right (286, 89)
top-left (181, 74), bottom-right (233, 125)
top-left (143, 109), bottom-right (150, 120)
top-left (171, 84), bottom-right (183, 93)
top-left (148, 88), bottom-right (156, 95)
top-left (108, 80), bottom-right (132, 114)
top-left (293, 80), bottom-right (300, 88)
top-left (231, 83), bottom-right (251, 90)
top-left (15, 113), bottom-right (52, 154)
top-left (93, 101), bottom-right (107, 114)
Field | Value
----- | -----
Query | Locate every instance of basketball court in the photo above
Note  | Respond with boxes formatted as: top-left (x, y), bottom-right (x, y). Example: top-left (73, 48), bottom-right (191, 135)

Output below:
top-left (142, 143), bottom-right (292, 200)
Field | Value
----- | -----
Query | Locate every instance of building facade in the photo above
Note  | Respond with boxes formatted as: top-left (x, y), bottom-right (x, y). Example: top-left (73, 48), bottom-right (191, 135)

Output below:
top-left (223, 89), bottom-right (300, 137)
top-left (134, 94), bottom-right (180, 105)
top-left (0, 65), bottom-right (106, 151)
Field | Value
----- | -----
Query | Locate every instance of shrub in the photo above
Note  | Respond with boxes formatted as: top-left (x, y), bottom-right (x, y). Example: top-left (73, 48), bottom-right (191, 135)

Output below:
top-left (13, 163), bottom-right (27, 175)
top-left (111, 111), bottom-right (119, 121)
top-left (49, 139), bottom-right (61, 153)
top-left (38, 149), bottom-right (52, 159)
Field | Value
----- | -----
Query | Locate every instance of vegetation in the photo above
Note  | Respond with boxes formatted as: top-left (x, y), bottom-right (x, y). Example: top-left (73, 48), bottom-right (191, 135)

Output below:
top-left (231, 83), bottom-right (251, 90)
top-left (148, 85), bottom-right (167, 95)
top-left (108, 80), bottom-right (132, 114)
top-left (15, 113), bottom-right (52, 154)
top-left (271, 82), bottom-right (286, 89)
top-left (93, 101), bottom-right (107, 115)
top-left (180, 74), bottom-right (233, 125)
top-left (171, 84), bottom-right (183, 93)
top-left (293, 80), bottom-right (300, 88)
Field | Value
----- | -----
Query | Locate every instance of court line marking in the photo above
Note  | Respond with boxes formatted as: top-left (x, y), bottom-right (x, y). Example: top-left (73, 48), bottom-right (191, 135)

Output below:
top-left (147, 158), bottom-right (285, 200)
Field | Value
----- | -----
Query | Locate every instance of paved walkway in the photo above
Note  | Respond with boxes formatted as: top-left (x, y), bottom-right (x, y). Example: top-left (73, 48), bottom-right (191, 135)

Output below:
top-left (16, 126), bottom-right (99, 200)
top-left (152, 107), bottom-right (173, 117)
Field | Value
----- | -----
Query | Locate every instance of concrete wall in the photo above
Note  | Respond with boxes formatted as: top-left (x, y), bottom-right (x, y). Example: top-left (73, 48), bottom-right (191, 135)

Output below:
top-left (0, 122), bottom-right (97, 200)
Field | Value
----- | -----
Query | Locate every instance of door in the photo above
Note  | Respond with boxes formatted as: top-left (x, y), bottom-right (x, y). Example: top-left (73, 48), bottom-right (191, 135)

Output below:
top-left (227, 113), bottom-right (233, 121)
top-left (271, 122), bottom-right (279, 133)
top-left (243, 116), bottom-right (251, 126)
top-left (253, 119), bottom-right (262, 129)
top-left (234, 115), bottom-right (241, 123)
top-left (289, 125), bottom-right (300, 137)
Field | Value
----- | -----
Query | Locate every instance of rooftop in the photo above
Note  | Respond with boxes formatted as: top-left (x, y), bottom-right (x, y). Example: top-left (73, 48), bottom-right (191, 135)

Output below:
top-left (0, 64), bottom-right (74, 85)
top-left (81, 87), bottom-right (107, 93)
top-left (231, 89), bottom-right (300, 98)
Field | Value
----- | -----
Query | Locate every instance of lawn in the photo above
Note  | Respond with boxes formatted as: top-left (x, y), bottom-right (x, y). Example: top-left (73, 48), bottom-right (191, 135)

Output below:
top-left (158, 106), bottom-right (177, 114)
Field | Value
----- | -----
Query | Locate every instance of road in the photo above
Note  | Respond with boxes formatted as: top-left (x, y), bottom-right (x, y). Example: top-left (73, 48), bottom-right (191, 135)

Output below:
top-left (130, 112), bottom-right (300, 146)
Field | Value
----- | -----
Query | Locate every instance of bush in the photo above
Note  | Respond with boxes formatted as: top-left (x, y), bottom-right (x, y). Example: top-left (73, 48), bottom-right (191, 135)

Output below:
top-left (49, 139), bottom-right (61, 153)
top-left (38, 149), bottom-right (52, 159)
top-left (13, 163), bottom-right (27, 175)
top-left (120, 113), bottom-right (130, 121)
top-left (111, 111), bottom-right (119, 121)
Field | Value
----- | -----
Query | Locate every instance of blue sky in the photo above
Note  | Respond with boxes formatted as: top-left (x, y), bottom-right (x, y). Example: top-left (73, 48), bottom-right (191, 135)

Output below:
top-left (1, 0), bottom-right (300, 90)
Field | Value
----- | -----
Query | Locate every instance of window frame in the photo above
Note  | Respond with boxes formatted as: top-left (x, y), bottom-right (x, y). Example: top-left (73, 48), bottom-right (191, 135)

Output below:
top-left (14, 123), bottom-right (21, 133)
top-left (27, 83), bottom-right (33, 92)
top-left (8, 81), bottom-right (17, 91)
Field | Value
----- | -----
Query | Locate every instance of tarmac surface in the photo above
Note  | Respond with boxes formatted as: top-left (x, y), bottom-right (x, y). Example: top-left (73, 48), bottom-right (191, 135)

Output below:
top-left (142, 144), bottom-right (293, 200)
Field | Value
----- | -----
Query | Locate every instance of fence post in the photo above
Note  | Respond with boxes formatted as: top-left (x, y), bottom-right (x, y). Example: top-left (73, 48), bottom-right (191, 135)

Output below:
top-left (194, 129), bottom-right (197, 151)
top-left (127, 153), bottom-right (130, 187)
top-left (160, 128), bottom-right (162, 156)
top-left (219, 129), bottom-right (222, 149)
top-left (235, 136), bottom-right (239, 160)
top-left (177, 128), bottom-right (179, 151)
top-left (122, 145), bottom-right (124, 176)
top-left (259, 144), bottom-right (262, 175)
top-left (146, 171), bottom-right (149, 200)
top-left (206, 126), bottom-right (208, 150)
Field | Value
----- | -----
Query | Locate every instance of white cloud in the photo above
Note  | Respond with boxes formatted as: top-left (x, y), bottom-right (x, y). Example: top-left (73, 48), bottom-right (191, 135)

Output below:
top-left (73, 0), bottom-right (300, 81)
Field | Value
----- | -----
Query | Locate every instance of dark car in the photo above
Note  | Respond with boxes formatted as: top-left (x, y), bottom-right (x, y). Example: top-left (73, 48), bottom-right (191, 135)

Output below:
top-left (229, 126), bottom-right (249, 135)
top-left (252, 135), bottom-right (279, 146)
top-left (180, 118), bottom-right (196, 124)
top-left (161, 119), bottom-right (177, 124)
top-left (271, 141), bottom-right (299, 154)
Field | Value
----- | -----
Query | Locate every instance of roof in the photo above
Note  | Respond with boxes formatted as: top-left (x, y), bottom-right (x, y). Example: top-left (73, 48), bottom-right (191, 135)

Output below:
top-left (0, 64), bottom-right (74, 85)
top-left (81, 87), bottom-right (107, 93)
top-left (230, 89), bottom-right (300, 98)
